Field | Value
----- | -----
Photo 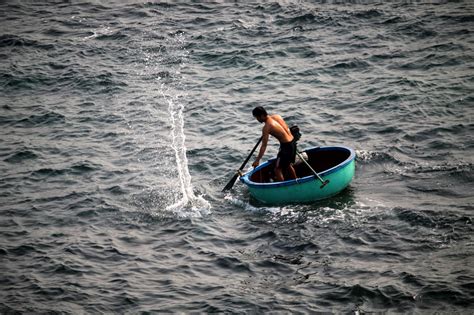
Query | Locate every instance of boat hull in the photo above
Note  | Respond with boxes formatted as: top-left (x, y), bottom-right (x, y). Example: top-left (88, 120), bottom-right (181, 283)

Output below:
top-left (240, 146), bottom-right (356, 204)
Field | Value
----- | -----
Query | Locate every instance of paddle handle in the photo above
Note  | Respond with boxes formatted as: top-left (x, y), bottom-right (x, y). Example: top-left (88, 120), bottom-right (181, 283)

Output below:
top-left (237, 136), bottom-right (263, 172)
top-left (296, 151), bottom-right (329, 188)
top-left (222, 136), bottom-right (263, 191)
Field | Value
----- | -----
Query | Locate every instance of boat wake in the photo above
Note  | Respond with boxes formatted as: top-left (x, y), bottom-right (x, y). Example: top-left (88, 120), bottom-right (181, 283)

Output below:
top-left (224, 193), bottom-right (282, 214)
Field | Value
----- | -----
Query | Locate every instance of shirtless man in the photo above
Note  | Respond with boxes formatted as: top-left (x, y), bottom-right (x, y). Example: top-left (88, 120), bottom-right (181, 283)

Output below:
top-left (251, 106), bottom-right (297, 182)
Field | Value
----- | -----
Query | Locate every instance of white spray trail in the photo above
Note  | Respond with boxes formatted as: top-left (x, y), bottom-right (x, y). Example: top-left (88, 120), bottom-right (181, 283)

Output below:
top-left (128, 30), bottom-right (210, 217)
top-left (135, 31), bottom-right (210, 217)
top-left (163, 90), bottom-right (211, 216)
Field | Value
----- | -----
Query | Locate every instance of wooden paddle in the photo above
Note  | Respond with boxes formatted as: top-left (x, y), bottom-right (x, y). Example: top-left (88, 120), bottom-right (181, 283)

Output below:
top-left (222, 136), bottom-right (263, 191)
top-left (296, 151), bottom-right (330, 189)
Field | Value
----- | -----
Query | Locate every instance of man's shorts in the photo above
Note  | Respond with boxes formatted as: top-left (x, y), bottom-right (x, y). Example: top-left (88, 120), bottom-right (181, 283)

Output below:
top-left (277, 140), bottom-right (296, 169)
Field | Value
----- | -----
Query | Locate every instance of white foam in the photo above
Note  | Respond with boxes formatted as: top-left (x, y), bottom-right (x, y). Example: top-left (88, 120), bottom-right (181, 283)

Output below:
top-left (223, 193), bottom-right (287, 215)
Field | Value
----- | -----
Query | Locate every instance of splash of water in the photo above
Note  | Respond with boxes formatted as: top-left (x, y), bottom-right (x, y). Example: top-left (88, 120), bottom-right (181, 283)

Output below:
top-left (154, 33), bottom-right (210, 217)
top-left (129, 30), bottom-right (211, 217)
top-left (164, 90), bottom-right (211, 217)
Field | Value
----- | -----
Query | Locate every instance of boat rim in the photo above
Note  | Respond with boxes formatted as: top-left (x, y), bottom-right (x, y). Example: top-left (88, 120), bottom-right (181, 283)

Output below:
top-left (240, 145), bottom-right (356, 189)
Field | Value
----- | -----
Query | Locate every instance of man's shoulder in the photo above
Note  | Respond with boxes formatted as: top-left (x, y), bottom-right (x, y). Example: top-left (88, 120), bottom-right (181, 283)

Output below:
top-left (267, 114), bottom-right (280, 123)
top-left (271, 114), bottom-right (285, 122)
top-left (266, 116), bottom-right (279, 126)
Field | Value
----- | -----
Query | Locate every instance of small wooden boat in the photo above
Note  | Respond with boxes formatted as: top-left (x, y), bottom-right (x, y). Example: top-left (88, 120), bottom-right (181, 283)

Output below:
top-left (240, 146), bottom-right (356, 204)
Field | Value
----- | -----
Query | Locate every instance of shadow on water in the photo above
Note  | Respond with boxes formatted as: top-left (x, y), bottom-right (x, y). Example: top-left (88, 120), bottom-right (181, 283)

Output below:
top-left (245, 186), bottom-right (356, 212)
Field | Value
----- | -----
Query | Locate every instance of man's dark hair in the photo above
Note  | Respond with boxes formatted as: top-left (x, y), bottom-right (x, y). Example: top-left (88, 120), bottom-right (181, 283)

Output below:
top-left (252, 106), bottom-right (267, 117)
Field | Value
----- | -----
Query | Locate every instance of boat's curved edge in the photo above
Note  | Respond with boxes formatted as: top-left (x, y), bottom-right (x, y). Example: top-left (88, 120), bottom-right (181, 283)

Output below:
top-left (244, 158), bottom-right (356, 204)
top-left (240, 145), bottom-right (356, 189)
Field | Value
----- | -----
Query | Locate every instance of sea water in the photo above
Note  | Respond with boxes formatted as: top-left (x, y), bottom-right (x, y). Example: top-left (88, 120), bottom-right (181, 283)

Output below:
top-left (0, 2), bottom-right (473, 313)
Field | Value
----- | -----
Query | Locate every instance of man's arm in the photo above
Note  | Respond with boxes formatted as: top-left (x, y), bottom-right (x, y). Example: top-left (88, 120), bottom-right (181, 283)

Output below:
top-left (252, 126), bottom-right (270, 167)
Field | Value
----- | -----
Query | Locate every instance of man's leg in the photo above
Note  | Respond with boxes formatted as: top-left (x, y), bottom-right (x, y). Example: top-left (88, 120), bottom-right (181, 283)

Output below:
top-left (286, 164), bottom-right (297, 180)
top-left (274, 167), bottom-right (285, 181)
top-left (274, 158), bottom-right (285, 181)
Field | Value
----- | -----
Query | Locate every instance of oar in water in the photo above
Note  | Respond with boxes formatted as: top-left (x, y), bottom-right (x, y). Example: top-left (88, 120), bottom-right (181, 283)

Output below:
top-left (296, 151), bottom-right (329, 189)
top-left (222, 136), bottom-right (263, 192)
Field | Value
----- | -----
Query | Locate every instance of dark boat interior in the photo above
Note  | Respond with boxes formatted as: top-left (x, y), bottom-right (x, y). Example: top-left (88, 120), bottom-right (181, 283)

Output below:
top-left (249, 147), bottom-right (351, 184)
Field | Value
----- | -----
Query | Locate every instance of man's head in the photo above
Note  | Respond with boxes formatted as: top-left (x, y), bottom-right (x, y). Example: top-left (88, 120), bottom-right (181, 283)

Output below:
top-left (252, 106), bottom-right (267, 123)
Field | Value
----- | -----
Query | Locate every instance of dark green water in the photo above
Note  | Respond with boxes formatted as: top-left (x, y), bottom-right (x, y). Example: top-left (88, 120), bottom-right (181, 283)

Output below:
top-left (1, 2), bottom-right (473, 313)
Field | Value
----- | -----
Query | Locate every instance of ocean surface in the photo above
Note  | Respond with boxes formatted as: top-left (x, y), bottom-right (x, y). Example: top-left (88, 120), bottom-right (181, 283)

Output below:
top-left (1, 1), bottom-right (473, 313)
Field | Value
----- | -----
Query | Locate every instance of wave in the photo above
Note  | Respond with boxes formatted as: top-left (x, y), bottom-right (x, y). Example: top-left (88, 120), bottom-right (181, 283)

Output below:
top-left (403, 124), bottom-right (469, 142)
top-left (1, 72), bottom-right (55, 91)
top-left (198, 50), bottom-right (261, 69)
top-left (327, 59), bottom-right (371, 70)
top-left (439, 14), bottom-right (474, 24)
top-left (0, 34), bottom-right (54, 50)
top-left (2, 67), bottom-right (128, 94)
top-left (30, 162), bottom-right (100, 179)
top-left (15, 111), bottom-right (66, 128)
top-left (415, 285), bottom-right (472, 308)
top-left (275, 12), bottom-right (340, 27)
top-left (256, 2), bottom-right (282, 13)
top-left (4, 150), bottom-right (39, 164)
top-left (381, 16), bottom-right (403, 25)
top-left (393, 54), bottom-right (461, 71)
top-left (42, 28), bottom-right (69, 37)
top-left (394, 22), bottom-right (438, 39)
top-left (352, 9), bottom-right (384, 19)
top-left (95, 31), bottom-right (128, 41)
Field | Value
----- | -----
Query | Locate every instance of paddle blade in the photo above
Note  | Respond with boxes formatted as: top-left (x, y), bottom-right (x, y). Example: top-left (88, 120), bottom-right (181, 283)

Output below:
top-left (320, 180), bottom-right (330, 189)
top-left (222, 173), bottom-right (239, 192)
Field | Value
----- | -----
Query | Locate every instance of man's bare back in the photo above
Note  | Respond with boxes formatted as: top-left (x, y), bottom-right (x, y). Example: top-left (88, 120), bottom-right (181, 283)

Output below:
top-left (265, 114), bottom-right (294, 144)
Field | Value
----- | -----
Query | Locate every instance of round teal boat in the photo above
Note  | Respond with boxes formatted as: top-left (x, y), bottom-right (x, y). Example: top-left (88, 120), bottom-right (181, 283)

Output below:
top-left (240, 146), bottom-right (356, 204)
